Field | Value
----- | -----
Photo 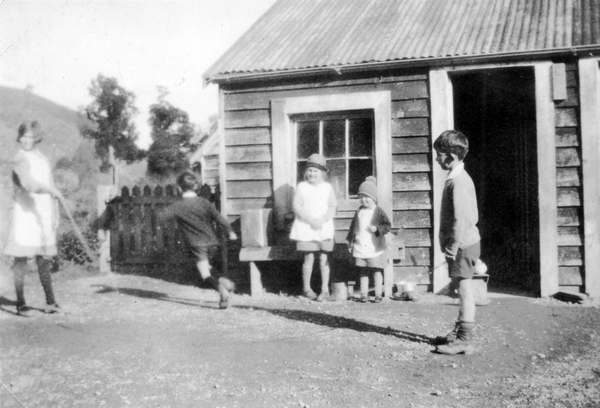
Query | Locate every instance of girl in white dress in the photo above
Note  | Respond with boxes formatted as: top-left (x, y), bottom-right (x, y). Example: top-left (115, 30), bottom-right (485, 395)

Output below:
top-left (289, 154), bottom-right (337, 301)
top-left (4, 122), bottom-right (64, 317)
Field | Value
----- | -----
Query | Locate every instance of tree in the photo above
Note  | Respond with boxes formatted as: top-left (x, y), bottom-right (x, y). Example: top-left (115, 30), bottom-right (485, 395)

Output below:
top-left (82, 74), bottom-right (146, 174)
top-left (146, 87), bottom-right (196, 177)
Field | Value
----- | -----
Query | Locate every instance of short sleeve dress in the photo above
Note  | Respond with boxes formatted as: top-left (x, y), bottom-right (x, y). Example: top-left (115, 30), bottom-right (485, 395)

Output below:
top-left (289, 181), bottom-right (336, 243)
top-left (4, 149), bottom-right (59, 257)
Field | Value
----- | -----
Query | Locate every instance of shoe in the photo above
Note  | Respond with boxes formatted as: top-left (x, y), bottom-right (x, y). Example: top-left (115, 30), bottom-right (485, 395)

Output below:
top-left (435, 339), bottom-right (475, 355)
top-left (17, 305), bottom-right (33, 317)
top-left (218, 278), bottom-right (235, 309)
top-left (316, 292), bottom-right (329, 302)
top-left (358, 294), bottom-right (368, 303)
top-left (432, 321), bottom-right (461, 346)
top-left (303, 290), bottom-right (317, 300)
top-left (372, 295), bottom-right (383, 303)
top-left (44, 303), bottom-right (63, 314)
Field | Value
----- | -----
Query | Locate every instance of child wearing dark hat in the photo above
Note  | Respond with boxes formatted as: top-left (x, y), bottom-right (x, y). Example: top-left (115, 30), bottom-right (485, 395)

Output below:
top-left (346, 176), bottom-right (392, 303)
top-left (289, 153), bottom-right (337, 302)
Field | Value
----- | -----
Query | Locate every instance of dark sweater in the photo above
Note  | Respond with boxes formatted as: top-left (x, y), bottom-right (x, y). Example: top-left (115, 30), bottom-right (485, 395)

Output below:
top-left (346, 205), bottom-right (392, 253)
top-left (162, 195), bottom-right (232, 247)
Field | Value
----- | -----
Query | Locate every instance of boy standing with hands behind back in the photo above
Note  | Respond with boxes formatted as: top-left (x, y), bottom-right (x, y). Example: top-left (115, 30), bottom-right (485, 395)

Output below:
top-left (433, 130), bottom-right (481, 355)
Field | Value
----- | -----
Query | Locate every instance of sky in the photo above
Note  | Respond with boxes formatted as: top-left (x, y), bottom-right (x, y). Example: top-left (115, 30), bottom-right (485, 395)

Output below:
top-left (0, 0), bottom-right (277, 149)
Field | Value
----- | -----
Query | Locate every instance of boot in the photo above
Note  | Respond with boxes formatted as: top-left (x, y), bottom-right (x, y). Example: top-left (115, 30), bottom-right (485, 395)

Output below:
top-left (432, 320), bottom-right (460, 345)
top-left (435, 322), bottom-right (475, 355)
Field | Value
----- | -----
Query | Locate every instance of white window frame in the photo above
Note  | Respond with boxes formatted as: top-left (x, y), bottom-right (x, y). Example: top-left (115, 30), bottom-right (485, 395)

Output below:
top-left (271, 91), bottom-right (392, 230)
top-left (293, 112), bottom-right (375, 200)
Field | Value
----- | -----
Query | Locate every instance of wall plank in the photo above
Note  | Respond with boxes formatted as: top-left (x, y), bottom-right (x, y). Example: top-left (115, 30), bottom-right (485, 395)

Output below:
top-left (557, 207), bottom-right (581, 226)
top-left (559, 266), bottom-right (583, 285)
top-left (555, 108), bottom-right (578, 127)
top-left (227, 198), bottom-right (273, 215)
top-left (225, 92), bottom-right (270, 110)
top-left (390, 81), bottom-right (429, 100)
top-left (555, 87), bottom-right (579, 108)
top-left (391, 100), bottom-right (429, 118)
top-left (225, 128), bottom-right (271, 146)
top-left (393, 210), bottom-right (432, 228)
top-left (226, 162), bottom-right (272, 180)
top-left (556, 147), bottom-right (581, 167)
top-left (393, 192), bottom-right (432, 210)
top-left (395, 247), bottom-right (431, 266)
top-left (393, 173), bottom-right (431, 191)
top-left (226, 145), bottom-right (272, 163)
top-left (558, 226), bottom-right (583, 246)
top-left (392, 154), bottom-right (431, 172)
top-left (557, 187), bottom-right (581, 207)
top-left (392, 266), bottom-right (431, 285)
top-left (400, 228), bottom-right (432, 247)
top-left (555, 127), bottom-right (578, 147)
top-left (391, 118), bottom-right (430, 136)
top-left (558, 246), bottom-right (583, 266)
top-left (227, 180), bottom-right (272, 198)
top-left (392, 137), bottom-right (430, 154)
top-left (224, 110), bottom-right (270, 128)
top-left (556, 168), bottom-right (581, 187)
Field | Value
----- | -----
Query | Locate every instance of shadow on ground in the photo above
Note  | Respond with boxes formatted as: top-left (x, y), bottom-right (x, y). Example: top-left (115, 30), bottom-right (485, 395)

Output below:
top-left (92, 285), bottom-right (434, 345)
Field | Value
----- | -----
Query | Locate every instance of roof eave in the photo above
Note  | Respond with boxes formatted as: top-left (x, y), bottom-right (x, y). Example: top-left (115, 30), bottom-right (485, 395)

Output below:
top-left (204, 45), bottom-right (600, 86)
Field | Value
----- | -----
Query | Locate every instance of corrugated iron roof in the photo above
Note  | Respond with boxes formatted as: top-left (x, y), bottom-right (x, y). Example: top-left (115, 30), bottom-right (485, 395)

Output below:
top-left (204, 0), bottom-right (600, 83)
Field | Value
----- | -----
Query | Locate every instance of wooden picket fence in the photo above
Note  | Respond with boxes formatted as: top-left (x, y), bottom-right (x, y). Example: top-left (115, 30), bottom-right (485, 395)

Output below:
top-left (108, 183), bottom-right (221, 271)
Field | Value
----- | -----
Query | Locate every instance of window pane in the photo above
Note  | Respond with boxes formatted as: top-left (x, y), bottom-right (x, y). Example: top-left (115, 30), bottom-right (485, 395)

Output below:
top-left (349, 118), bottom-right (373, 157)
top-left (296, 161), bottom-right (305, 184)
top-left (349, 159), bottom-right (373, 196)
top-left (322, 119), bottom-right (345, 158)
top-left (297, 121), bottom-right (319, 159)
top-left (327, 159), bottom-right (347, 199)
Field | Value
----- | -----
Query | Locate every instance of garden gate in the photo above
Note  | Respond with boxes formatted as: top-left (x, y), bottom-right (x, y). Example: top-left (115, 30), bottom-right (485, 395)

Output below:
top-left (108, 183), bottom-right (223, 276)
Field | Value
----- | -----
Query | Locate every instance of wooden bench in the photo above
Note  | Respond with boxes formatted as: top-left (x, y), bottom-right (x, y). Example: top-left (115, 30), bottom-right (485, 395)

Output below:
top-left (239, 241), bottom-right (404, 298)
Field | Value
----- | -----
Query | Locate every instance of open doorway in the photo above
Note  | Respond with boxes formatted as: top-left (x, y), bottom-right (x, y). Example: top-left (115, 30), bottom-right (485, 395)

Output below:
top-left (452, 68), bottom-right (540, 293)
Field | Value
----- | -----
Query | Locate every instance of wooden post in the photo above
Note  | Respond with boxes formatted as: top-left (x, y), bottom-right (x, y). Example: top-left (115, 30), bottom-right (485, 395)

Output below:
top-left (578, 58), bottom-right (600, 298)
top-left (97, 185), bottom-right (117, 275)
top-left (249, 262), bottom-right (264, 297)
top-left (429, 69), bottom-right (454, 294)
top-left (535, 63), bottom-right (559, 297)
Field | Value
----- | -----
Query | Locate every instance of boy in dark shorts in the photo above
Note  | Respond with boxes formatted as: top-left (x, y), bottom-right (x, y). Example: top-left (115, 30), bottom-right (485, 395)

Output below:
top-left (433, 130), bottom-right (481, 355)
top-left (162, 170), bottom-right (237, 309)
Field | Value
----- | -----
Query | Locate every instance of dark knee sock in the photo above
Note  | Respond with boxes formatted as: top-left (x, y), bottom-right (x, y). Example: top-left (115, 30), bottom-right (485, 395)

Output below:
top-left (37, 256), bottom-right (56, 305)
top-left (204, 276), bottom-right (219, 291)
top-left (13, 258), bottom-right (27, 307)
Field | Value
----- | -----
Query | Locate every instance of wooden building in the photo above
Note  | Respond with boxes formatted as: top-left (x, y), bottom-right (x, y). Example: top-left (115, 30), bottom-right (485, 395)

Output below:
top-left (203, 0), bottom-right (600, 298)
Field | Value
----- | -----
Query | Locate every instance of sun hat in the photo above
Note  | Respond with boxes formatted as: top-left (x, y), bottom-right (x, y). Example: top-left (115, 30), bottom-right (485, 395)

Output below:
top-left (306, 153), bottom-right (328, 172)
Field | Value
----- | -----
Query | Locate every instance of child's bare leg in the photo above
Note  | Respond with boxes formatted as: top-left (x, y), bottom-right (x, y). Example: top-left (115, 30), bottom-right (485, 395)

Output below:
top-left (302, 252), bottom-right (316, 298)
top-left (196, 255), bottom-right (233, 309)
top-left (436, 278), bottom-right (475, 354)
top-left (196, 256), bottom-right (212, 281)
top-left (373, 269), bottom-right (383, 298)
top-left (318, 252), bottom-right (330, 295)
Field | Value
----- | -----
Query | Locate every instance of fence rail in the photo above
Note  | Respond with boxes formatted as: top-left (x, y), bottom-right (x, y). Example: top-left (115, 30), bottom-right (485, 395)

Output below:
top-left (109, 183), bottom-right (220, 268)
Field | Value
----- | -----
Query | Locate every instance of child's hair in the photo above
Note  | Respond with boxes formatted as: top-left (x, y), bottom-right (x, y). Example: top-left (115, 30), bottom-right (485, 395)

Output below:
top-left (17, 121), bottom-right (42, 143)
top-left (176, 170), bottom-right (197, 192)
top-left (433, 130), bottom-right (469, 161)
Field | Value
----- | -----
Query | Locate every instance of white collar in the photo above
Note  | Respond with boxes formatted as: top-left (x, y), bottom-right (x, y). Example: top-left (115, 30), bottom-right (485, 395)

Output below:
top-left (447, 162), bottom-right (464, 180)
top-left (182, 191), bottom-right (197, 198)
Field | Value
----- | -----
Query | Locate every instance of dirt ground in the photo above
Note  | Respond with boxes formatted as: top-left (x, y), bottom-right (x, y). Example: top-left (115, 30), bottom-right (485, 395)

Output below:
top-left (0, 265), bottom-right (599, 408)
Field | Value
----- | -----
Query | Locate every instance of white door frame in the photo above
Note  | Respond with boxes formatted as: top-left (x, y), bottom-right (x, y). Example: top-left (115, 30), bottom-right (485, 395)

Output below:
top-left (429, 63), bottom-right (559, 296)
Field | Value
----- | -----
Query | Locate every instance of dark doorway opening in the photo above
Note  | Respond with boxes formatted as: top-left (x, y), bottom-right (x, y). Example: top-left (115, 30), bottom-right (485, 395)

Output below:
top-left (452, 68), bottom-right (540, 293)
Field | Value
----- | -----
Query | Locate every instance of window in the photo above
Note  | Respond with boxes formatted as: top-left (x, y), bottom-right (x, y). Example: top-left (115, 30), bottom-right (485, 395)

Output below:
top-left (270, 90), bottom-right (392, 232)
top-left (294, 111), bottom-right (374, 199)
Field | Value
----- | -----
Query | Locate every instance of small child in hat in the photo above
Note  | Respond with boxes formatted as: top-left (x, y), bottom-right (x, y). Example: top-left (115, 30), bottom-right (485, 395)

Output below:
top-left (346, 176), bottom-right (392, 303)
top-left (289, 153), bottom-right (337, 302)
